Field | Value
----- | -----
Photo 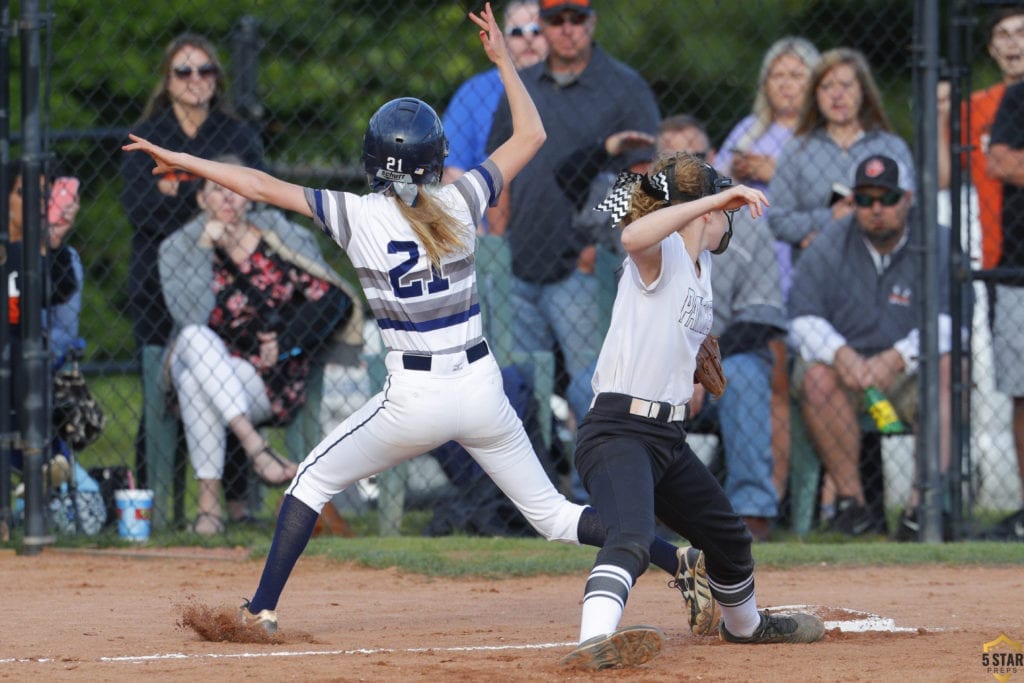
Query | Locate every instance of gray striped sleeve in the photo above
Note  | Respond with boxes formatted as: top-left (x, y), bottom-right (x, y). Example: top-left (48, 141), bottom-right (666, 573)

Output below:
top-left (304, 186), bottom-right (352, 248)
top-left (452, 158), bottom-right (504, 227)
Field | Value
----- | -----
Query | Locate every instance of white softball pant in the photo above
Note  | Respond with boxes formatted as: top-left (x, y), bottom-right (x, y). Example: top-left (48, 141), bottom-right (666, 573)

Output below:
top-left (287, 344), bottom-right (585, 543)
top-left (170, 324), bottom-right (273, 480)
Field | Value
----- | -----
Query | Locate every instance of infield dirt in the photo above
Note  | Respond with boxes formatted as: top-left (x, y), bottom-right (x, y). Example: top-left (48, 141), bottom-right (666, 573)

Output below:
top-left (2, 547), bottom-right (1022, 681)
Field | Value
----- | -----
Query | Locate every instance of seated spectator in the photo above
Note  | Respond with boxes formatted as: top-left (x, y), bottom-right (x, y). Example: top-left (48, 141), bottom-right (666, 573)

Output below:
top-left (656, 116), bottom-right (787, 542)
top-left (119, 32), bottom-right (265, 529)
top-left (715, 41), bottom-right (820, 499)
top-left (5, 170), bottom-right (82, 481)
top-left (788, 155), bottom-right (954, 537)
top-left (159, 164), bottom-right (356, 534)
top-left (5, 169), bottom-right (108, 537)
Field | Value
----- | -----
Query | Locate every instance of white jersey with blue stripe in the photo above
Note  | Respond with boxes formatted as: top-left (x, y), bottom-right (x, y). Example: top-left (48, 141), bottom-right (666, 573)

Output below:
top-left (304, 159), bottom-right (502, 354)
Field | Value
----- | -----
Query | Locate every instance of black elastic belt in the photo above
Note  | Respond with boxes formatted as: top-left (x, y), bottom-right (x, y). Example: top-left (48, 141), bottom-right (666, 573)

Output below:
top-left (592, 392), bottom-right (689, 422)
top-left (402, 340), bottom-right (489, 371)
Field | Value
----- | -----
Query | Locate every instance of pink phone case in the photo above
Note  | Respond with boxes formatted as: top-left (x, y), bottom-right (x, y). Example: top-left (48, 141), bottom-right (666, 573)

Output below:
top-left (48, 177), bottom-right (80, 224)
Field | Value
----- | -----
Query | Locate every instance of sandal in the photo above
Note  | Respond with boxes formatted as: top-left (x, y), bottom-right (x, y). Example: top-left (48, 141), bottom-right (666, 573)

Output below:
top-left (192, 512), bottom-right (225, 536)
top-left (251, 446), bottom-right (297, 487)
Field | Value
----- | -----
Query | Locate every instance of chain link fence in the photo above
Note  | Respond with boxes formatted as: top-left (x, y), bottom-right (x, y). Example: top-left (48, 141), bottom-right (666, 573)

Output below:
top-left (2, 0), bottom-right (1022, 544)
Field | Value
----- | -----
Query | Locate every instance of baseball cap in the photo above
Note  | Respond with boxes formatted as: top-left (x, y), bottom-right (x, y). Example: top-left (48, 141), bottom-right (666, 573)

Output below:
top-left (540, 0), bottom-right (594, 19)
top-left (853, 155), bottom-right (902, 192)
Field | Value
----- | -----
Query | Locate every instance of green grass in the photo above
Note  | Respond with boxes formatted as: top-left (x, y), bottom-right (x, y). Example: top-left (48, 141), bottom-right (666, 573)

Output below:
top-left (7, 519), bottom-right (1024, 575)
top-left (285, 536), bottom-right (1024, 577)
top-left (75, 372), bottom-right (141, 472)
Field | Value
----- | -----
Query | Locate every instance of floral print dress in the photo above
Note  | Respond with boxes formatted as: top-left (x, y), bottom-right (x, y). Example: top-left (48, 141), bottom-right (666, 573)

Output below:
top-left (208, 239), bottom-right (342, 425)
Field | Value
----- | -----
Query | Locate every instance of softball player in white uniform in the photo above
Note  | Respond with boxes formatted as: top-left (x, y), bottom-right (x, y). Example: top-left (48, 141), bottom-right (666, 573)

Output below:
top-left (125, 7), bottom-right (712, 660)
top-left (124, 3), bottom-right (595, 630)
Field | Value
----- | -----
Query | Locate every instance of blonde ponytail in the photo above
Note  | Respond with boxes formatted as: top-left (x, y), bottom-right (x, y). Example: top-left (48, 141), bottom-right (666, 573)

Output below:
top-left (393, 189), bottom-right (466, 270)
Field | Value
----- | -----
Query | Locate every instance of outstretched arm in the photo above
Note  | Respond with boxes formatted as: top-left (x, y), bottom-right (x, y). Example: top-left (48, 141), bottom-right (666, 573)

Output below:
top-left (121, 134), bottom-right (312, 218)
top-left (470, 2), bottom-right (545, 186)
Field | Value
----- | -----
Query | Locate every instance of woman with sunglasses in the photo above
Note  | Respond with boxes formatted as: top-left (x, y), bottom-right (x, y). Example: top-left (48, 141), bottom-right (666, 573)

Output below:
top-left (120, 32), bottom-right (265, 530)
top-left (767, 48), bottom-right (915, 258)
top-left (560, 154), bottom-right (824, 670)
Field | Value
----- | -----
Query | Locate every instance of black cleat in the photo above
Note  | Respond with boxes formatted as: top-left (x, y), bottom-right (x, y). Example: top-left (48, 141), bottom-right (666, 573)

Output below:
top-left (720, 610), bottom-right (825, 644)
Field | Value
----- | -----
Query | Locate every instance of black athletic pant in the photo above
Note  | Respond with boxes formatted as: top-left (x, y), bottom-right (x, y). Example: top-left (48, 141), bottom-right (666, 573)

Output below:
top-left (575, 395), bottom-right (754, 586)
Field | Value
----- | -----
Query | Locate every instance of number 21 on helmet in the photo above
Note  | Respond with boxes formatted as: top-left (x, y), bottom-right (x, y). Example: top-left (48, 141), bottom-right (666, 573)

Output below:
top-left (362, 97), bottom-right (449, 191)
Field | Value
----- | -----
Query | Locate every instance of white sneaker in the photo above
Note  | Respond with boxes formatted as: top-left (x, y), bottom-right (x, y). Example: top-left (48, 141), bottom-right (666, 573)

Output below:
top-left (239, 599), bottom-right (278, 633)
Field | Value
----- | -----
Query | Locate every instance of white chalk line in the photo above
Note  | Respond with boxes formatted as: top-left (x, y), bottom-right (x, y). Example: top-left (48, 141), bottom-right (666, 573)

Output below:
top-left (101, 641), bottom-right (578, 663)
top-left (0, 606), bottom-right (934, 666)
top-left (0, 641), bottom-right (576, 665)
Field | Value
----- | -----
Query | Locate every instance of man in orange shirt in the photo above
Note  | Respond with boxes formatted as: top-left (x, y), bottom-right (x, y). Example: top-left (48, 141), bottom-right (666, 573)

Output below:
top-left (939, 8), bottom-right (1024, 268)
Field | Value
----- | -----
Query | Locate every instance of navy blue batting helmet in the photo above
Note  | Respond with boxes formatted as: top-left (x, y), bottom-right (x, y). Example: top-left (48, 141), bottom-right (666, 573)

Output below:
top-left (362, 97), bottom-right (448, 188)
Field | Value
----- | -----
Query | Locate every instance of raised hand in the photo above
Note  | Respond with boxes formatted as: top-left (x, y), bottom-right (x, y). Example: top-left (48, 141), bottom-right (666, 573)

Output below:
top-left (469, 2), bottom-right (508, 67)
top-left (716, 184), bottom-right (770, 218)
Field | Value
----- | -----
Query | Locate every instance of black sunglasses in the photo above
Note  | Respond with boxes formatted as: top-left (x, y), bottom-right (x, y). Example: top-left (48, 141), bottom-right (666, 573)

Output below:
top-left (172, 63), bottom-right (218, 79)
top-left (853, 190), bottom-right (902, 208)
top-left (507, 22), bottom-right (541, 38)
top-left (545, 11), bottom-right (589, 26)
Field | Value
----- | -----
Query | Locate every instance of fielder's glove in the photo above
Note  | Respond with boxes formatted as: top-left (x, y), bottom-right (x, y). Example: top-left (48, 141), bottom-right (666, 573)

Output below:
top-left (694, 335), bottom-right (727, 397)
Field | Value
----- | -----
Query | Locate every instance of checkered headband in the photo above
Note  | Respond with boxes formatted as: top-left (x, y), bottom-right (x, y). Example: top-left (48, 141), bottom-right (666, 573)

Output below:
top-left (594, 169), bottom-right (671, 226)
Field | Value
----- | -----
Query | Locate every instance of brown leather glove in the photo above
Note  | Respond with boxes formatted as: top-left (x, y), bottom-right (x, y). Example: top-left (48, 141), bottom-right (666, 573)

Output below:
top-left (694, 335), bottom-right (727, 397)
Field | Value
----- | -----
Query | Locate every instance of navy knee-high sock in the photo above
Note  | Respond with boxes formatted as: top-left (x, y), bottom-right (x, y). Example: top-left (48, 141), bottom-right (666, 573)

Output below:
top-left (247, 494), bottom-right (319, 613)
top-left (575, 505), bottom-right (682, 577)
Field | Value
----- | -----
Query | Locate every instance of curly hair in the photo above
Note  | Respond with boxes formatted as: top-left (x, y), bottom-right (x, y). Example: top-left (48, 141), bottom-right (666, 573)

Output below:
top-left (622, 153), bottom-right (711, 227)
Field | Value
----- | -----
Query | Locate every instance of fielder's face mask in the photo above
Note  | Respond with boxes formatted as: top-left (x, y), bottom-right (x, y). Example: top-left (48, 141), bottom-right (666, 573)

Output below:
top-left (594, 158), bottom-right (735, 254)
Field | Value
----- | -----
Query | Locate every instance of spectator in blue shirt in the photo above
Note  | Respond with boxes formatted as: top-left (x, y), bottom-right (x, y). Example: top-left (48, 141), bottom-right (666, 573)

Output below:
top-left (442, 0), bottom-right (547, 188)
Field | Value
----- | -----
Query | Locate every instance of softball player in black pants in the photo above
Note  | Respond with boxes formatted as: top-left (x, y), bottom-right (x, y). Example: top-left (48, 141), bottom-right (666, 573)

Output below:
top-left (561, 154), bottom-right (825, 670)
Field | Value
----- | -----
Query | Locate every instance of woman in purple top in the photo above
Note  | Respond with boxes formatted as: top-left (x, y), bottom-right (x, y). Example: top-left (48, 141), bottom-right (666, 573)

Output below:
top-left (715, 36), bottom-right (820, 296)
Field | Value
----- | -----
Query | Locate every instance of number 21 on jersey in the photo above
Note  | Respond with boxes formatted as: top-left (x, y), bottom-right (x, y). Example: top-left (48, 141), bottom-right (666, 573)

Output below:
top-left (387, 241), bottom-right (450, 298)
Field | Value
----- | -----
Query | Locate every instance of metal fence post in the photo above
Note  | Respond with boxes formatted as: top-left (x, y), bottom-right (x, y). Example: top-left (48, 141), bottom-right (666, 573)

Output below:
top-left (231, 15), bottom-right (264, 124)
top-left (18, 0), bottom-right (53, 554)
top-left (913, 0), bottom-right (945, 543)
